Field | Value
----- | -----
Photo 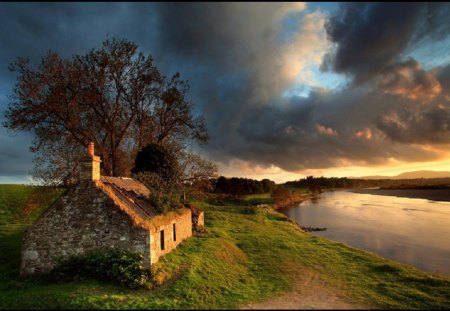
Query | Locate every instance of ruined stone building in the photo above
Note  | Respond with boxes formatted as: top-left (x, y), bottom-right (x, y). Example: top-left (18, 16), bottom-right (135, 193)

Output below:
top-left (21, 143), bottom-right (203, 275)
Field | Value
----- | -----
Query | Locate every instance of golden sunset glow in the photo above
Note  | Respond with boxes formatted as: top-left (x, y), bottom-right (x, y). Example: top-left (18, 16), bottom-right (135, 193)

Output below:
top-left (218, 156), bottom-right (450, 184)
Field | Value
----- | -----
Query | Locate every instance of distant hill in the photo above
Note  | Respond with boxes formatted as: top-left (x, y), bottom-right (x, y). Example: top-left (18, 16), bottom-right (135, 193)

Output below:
top-left (356, 170), bottom-right (450, 180)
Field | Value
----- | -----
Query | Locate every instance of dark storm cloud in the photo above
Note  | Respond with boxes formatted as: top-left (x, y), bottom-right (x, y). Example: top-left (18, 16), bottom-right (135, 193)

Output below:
top-left (377, 59), bottom-right (441, 102)
top-left (151, 3), bottom-right (340, 170)
top-left (415, 3), bottom-right (450, 41)
top-left (149, 4), bottom-right (274, 145)
top-left (375, 62), bottom-right (450, 145)
top-left (437, 63), bottom-right (450, 98)
top-left (376, 102), bottom-right (450, 145)
top-left (0, 3), bottom-right (161, 69)
top-left (0, 130), bottom-right (34, 175)
top-left (322, 2), bottom-right (450, 84)
top-left (149, 2), bottom-right (450, 174)
top-left (224, 86), bottom-right (448, 171)
top-left (154, 3), bottom-right (241, 64)
top-left (1, 2), bottom-right (450, 181)
top-left (310, 2), bottom-right (450, 169)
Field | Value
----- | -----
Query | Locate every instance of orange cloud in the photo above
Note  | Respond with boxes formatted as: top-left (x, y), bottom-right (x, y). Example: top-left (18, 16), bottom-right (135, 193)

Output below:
top-left (354, 128), bottom-right (372, 140)
top-left (382, 112), bottom-right (407, 129)
top-left (379, 60), bottom-right (442, 103)
top-left (315, 123), bottom-right (338, 136)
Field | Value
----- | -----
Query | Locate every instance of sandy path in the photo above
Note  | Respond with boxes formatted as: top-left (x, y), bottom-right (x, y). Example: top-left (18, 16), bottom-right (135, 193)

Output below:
top-left (241, 269), bottom-right (367, 310)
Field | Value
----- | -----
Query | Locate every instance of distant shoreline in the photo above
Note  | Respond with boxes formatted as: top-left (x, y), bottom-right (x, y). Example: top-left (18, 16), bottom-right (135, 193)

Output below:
top-left (350, 188), bottom-right (450, 202)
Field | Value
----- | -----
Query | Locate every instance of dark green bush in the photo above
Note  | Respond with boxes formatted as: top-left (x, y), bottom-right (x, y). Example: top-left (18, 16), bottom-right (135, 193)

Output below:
top-left (242, 207), bottom-right (257, 214)
top-left (50, 248), bottom-right (150, 288)
top-left (135, 171), bottom-right (183, 213)
top-left (132, 143), bottom-right (180, 182)
top-left (370, 263), bottom-right (402, 274)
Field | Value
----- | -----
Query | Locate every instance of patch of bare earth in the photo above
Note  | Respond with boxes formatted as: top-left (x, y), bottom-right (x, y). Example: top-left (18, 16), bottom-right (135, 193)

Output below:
top-left (241, 269), bottom-right (368, 310)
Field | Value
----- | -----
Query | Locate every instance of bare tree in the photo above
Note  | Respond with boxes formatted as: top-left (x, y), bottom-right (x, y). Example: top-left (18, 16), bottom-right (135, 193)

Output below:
top-left (4, 37), bottom-right (208, 184)
top-left (179, 151), bottom-right (218, 184)
top-left (177, 151), bottom-right (218, 201)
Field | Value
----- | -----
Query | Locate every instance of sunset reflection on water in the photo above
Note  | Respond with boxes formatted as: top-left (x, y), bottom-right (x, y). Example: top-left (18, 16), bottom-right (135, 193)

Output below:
top-left (282, 190), bottom-right (450, 277)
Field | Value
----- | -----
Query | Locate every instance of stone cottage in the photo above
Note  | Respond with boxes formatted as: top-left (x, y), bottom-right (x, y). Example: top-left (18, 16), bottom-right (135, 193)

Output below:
top-left (20, 143), bottom-right (203, 276)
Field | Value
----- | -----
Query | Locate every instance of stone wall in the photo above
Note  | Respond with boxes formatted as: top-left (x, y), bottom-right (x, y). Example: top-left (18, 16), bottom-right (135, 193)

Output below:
top-left (20, 181), bottom-right (150, 275)
top-left (187, 203), bottom-right (204, 230)
top-left (148, 208), bottom-right (192, 264)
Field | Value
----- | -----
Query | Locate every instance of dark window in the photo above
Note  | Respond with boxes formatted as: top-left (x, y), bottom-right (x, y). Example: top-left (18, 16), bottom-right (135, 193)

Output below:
top-left (160, 230), bottom-right (165, 250)
top-left (173, 223), bottom-right (177, 241)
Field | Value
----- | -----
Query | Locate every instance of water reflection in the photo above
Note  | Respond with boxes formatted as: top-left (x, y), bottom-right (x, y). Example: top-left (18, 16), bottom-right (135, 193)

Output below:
top-left (281, 190), bottom-right (450, 277)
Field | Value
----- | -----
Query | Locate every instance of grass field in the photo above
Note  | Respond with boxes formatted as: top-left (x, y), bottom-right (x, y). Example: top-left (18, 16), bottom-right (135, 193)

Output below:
top-left (0, 185), bottom-right (449, 309)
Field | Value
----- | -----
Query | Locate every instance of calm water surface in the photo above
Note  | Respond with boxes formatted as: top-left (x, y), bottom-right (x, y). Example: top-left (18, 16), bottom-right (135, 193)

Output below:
top-left (281, 190), bottom-right (450, 277)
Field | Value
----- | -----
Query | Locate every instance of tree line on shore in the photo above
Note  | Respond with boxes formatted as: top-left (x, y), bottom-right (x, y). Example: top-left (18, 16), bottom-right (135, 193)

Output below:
top-left (284, 176), bottom-right (450, 192)
top-left (213, 176), bottom-right (276, 195)
top-left (195, 175), bottom-right (450, 197)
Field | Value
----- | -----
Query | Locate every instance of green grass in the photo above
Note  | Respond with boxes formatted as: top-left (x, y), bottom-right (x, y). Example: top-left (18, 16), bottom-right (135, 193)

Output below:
top-left (0, 186), bottom-right (449, 309)
top-left (0, 185), bottom-right (65, 282)
top-left (241, 193), bottom-right (274, 205)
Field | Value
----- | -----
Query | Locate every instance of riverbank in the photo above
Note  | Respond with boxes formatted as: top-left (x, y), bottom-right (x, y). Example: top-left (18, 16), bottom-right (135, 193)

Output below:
top-left (281, 189), bottom-right (450, 277)
top-left (272, 188), bottom-right (315, 210)
top-left (351, 188), bottom-right (450, 202)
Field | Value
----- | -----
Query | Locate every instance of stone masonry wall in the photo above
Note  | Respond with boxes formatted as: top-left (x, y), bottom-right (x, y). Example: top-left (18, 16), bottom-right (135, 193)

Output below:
top-left (20, 181), bottom-right (150, 275)
top-left (188, 204), bottom-right (204, 231)
top-left (149, 209), bottom-right (192, 265)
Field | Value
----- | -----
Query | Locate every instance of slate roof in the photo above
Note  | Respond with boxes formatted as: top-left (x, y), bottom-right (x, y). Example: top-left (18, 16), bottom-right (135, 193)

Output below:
top-left (96, 176), bottom-right (190, 231)
top-left (101, 176), bottom-right (150, 197)
top-left (99, 176), bottom-right (158, 221)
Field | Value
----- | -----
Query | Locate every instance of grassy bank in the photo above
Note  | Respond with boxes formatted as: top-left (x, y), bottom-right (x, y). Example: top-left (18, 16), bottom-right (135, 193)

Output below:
top-left (0, 185), bottom-right (449, 309)
top-left (0, 185), bottom-right (65, 282)
top-left (272, 187), bottom-right (313, 209)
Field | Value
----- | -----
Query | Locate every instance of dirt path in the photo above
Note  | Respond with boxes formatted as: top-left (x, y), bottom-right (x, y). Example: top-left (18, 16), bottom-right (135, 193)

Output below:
top-left (241, 269), bottom-right (367, 310)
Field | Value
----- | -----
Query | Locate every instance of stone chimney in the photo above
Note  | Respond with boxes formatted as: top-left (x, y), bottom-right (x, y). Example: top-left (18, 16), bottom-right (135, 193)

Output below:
top-left (79, 142), bottom-right (101, 181)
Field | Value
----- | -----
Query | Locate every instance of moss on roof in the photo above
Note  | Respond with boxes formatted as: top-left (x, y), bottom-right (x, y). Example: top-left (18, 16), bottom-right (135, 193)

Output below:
top-left (95, 178), bottom-right (190, 231)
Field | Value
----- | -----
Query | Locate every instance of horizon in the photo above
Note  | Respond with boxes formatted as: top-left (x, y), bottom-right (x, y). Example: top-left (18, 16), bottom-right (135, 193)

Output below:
top-left (2, 169), bottom-right (450, 186)
top-left (1, 3), bottom-right (450, 184)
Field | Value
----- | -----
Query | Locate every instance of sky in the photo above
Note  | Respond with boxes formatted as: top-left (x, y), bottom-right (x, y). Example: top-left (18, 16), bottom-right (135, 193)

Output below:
top-left (1, 2), bottom-right (450, 184)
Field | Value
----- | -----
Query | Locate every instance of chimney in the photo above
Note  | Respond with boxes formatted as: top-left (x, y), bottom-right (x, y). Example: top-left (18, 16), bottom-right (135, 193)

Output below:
top-left (79, 142), bottom-right (101, 181)
top-left (87, 142), bottom-right (95, 157)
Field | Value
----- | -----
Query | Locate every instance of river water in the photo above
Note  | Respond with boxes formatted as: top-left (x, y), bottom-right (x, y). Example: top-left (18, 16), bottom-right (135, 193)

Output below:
top-left (281, 190), bottom-right (450, 277)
